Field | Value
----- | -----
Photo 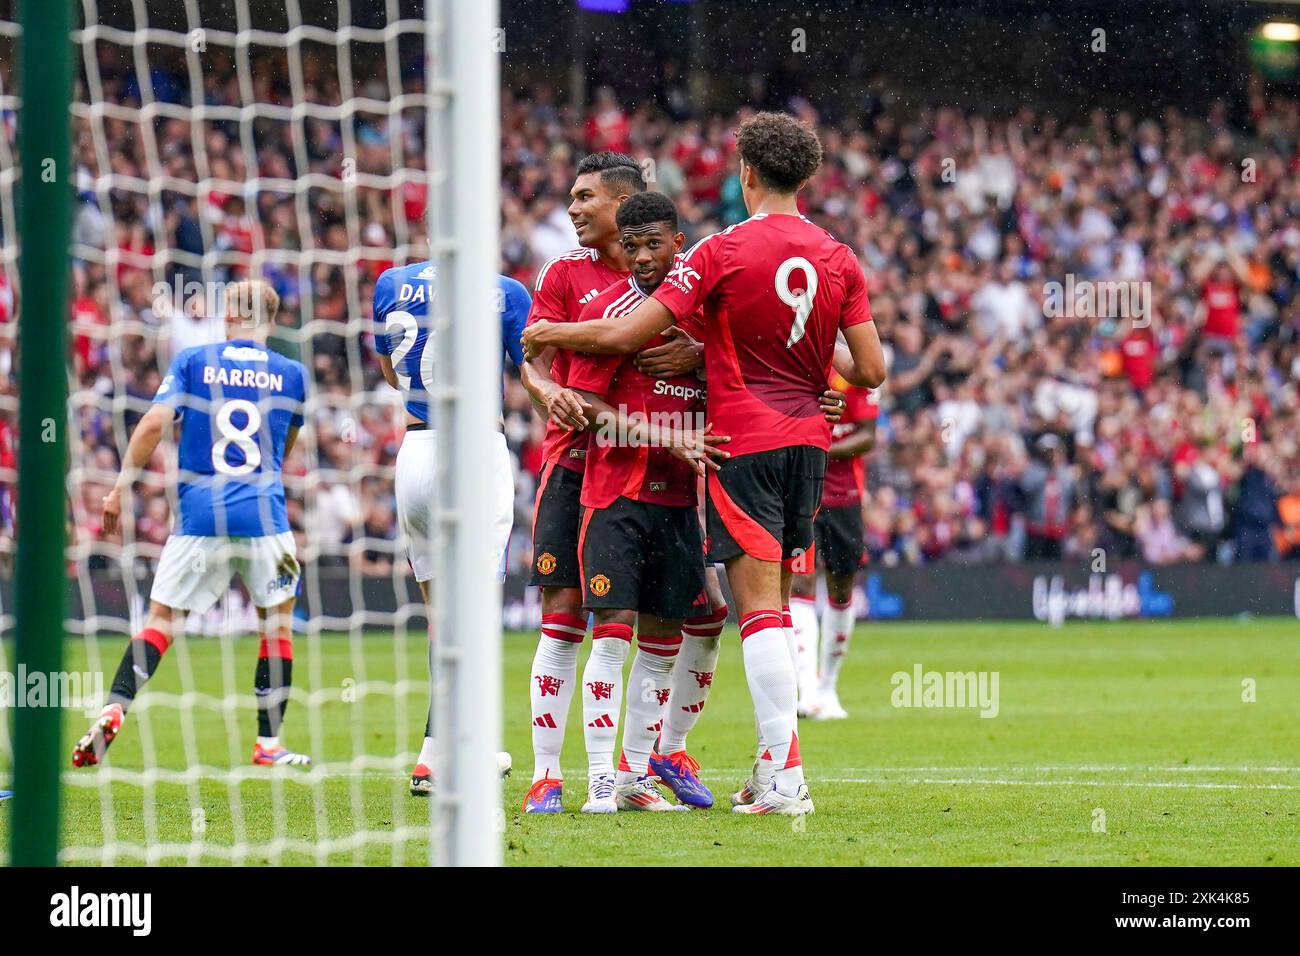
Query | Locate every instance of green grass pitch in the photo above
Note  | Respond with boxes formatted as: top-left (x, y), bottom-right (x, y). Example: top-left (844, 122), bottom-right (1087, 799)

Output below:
top-left (1, 618), bottom-right (1297, 865)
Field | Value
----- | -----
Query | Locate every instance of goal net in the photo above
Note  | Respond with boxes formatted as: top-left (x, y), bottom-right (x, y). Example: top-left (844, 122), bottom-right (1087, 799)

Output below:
top-left (0, 0), bottom-right (499, 865)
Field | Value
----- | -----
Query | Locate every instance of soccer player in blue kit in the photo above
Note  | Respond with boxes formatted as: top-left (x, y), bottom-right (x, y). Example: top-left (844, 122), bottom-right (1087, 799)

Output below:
top-left (75, 280), bottom-right (312, 768)
top-left (372, 262), bottom-right (530, 794)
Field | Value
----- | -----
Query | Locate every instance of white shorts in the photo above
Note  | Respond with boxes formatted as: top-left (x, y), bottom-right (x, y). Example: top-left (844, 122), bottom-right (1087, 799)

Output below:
top-left (151, 531), bottom-right (299, 614)
top-left (395, 428), bottom-right (515, 583)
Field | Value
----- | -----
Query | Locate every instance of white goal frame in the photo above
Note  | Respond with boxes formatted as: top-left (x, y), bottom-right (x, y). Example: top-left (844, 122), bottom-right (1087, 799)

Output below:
top-left (426, 0), bottom-right (502, 867)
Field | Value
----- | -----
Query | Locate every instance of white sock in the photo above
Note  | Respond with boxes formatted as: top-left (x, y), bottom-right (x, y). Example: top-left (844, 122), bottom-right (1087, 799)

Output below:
top-left (417, 735), bottom-right (436, 768)
top-left (616, 632), bottom-right (680, 783)
top-left (781, 605), bottom-right (798, 672)
top-left (781, 604), bottom-right (802, 777)
top-left (583, 624), bottom-right (631, 776)
top-left (820, 599), bottom-right (855, 696)
top-left (530, 613), bottom-right (585, 782)
top-left (256, 735), bottom-right (280, 750)
top-left (752, 730), bottom-right (770, 787)
top-left (790, 595), bottom-right (820, 704)
top-left (660, 604), bottom-right (726, 754)
top-left (740, 611), bottom-right (803, 794)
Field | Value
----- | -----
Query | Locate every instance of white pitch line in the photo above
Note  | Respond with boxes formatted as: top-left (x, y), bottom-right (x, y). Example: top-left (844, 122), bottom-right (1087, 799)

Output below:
top-left (805, 765), bottom-right (1300, 774)
top-left (555, 765), bottom-right (1300, 776)
top-left (808, 776), bottom-right (1300, 791)
top-left (47, 767), bottom-right (1299, 789)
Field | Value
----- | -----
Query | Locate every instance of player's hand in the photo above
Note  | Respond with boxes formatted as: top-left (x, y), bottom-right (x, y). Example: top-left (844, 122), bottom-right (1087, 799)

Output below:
top-left (522, 320), bottom-right (556, 362)
top-left (820, 389), bottom-right (847, 423)
top-left (667, 422), bottom-right (731, 477)
top-left (633, 326), bottom-right (703, 379)
top-left (546, 387), bottom-right (591, 431)
top-left (101, 487), bottom-right (123, 536)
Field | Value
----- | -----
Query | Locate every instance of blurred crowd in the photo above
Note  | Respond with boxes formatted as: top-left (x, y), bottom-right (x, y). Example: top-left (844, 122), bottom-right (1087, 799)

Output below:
top-left (3, 39), bottom-right (1300, 573)
top-left (501, 81), bottom-right (1300, 567)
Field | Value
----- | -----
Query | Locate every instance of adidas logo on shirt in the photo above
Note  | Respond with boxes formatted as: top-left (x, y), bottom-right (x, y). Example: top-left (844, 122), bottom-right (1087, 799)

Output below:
top-left (578, 288), bottom-right (600, 304)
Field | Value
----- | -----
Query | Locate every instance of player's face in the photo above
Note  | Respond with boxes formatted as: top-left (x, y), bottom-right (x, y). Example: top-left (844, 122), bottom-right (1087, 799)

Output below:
top-left (619, 223), bottom-right (684, 293)
top-left (568, 172), bottom-right (625, 247)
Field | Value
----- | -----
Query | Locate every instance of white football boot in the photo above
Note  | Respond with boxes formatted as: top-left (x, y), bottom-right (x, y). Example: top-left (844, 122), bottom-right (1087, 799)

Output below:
top-left (730, 755), bottom-right (771, 806)
top-left (616, 775), bottom-right (689, 812)
top-left (732, 783), bottom-right (815, 816)
top-left (581, 772), bottom-right (618, 814)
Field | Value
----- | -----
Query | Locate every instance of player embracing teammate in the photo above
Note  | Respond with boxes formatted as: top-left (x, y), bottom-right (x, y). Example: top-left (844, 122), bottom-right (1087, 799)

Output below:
top-left (519, 154), bottom-right (731, 813)
top-left (565, 192), bottom-right (732, 812)
top-left (525, 113), bottom-right (886, 816)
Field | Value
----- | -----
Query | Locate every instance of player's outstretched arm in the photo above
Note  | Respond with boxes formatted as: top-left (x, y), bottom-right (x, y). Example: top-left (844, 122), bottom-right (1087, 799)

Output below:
top-left (574, 388), bottom-right (730, 476)
top-left (101, 402), bottom-right (171, 536)
top-left (522, 297), bottom-right (675, 359)
top-left (834, 321), bottom-right (887, 389)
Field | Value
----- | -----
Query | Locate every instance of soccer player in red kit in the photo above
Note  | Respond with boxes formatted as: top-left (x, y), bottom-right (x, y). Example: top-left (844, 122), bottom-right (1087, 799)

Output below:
top-left (518, 152), bottom-right (644, 813)
top-left (564, 192), bottom-right (730, 812)
top-left (524, 112), bottom-right (887, 816)
top-left (789, 374), bottom-right (879, 720)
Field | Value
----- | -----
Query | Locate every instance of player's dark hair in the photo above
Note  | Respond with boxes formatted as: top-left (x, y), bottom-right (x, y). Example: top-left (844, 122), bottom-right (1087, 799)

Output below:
top-left (615, 191), bottom-right (678, 233)
top-left (576, 151), bottom-right (646, 197)
top-left (735, 112), bottom-right (822, 194)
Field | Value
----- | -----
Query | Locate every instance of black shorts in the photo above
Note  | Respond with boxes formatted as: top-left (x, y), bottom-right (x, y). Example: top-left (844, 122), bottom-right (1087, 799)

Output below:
top-left (579, 497), bottom-right (705, 620)
top-left (815, 504), bottom-right (865, 577)
top-left (705, 446), bottom-right (827, 566)
top-left (529, 461), bottom-right (584, 588)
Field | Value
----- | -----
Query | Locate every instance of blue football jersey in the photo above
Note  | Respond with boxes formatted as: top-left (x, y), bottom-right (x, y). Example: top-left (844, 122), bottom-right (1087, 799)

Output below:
top-left (373, 262), bottom-right (531, 421)
top-left (499, 274), bottom-right (529, 369)
top-left (153, 339), bottom-right (307, 537)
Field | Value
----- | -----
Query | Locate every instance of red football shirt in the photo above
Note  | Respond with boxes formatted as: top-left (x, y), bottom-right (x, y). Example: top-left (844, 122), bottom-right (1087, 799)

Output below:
top-left (822, 377), bottom-right (879, 508)
top-left (651, 214), bottom-right (873, 456)
top-left (1201, 280), bottom-right (1239, 340)
top-left (567, 278), bottom-right (705, 510)
top-left (527, 248), bottom-right (630, 473)
top-left (1121, 326), bottom-right (1156, 391)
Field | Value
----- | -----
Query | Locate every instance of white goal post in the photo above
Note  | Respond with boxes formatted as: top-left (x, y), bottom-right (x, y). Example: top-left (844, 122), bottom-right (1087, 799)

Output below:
top-left (426, 0), bottom-right (503, 868)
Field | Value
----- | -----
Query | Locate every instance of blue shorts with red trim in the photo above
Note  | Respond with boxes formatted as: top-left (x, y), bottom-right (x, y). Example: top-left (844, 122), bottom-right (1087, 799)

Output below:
top-left (704, 446), bottom-right (827, 566)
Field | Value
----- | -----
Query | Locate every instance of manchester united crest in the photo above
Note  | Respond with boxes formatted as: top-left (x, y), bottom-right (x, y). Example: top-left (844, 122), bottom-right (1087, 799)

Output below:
top-left (536, 552), bottom-right (557, 575)
top-left (589, 573), bottom-right (611, 596)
